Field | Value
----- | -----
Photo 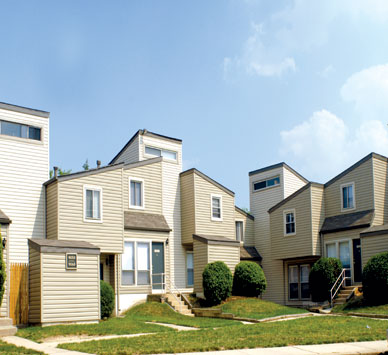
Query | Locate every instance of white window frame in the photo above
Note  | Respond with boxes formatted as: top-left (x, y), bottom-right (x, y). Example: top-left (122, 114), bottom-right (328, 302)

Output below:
top-left (283, 209), bottom-right (296, 236)
top-left (324, 238), bottom-right (353, 283)
top-left (128, 177), bottom-right (145, 210)
top-left (340, 182), bottom-right (356, 212)
top-left (288, 264), bottom-right (311, 301)
top-left (210, 194), bottom-right (223, 221)
top-left (83, 185), bottom-right (103, 223)
top-left (252, 175), bottom-right (281, 192)
top-left (144, 145), bottom-right (177, 162)
top-left (121, 239), bottom-right (152, 287)
top-left (235, 220), bottom-right (244, 242)
top-left (186, 251), bottom-right (194, 287)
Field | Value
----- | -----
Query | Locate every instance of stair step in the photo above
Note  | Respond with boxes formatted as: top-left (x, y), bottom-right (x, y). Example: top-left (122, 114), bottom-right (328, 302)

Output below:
top-left (0, 318), bottom-right (13, 327)
top-left (0, 325), bottom-right (17, 337)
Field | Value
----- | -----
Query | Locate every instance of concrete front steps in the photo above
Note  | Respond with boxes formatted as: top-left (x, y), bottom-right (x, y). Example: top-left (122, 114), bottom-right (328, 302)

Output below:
top-left (0, 318), bottom-right (17, 337)
top-left (333, 286), bottom-right (355, 306)
top-left (165, 293), bottom-right (194, 317)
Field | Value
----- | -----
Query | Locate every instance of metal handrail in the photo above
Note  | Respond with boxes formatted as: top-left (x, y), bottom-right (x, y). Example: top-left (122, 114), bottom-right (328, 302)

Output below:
top-left (165, 274), bottom-right (193, 310)
top-left (330, 268), bottom-right (351, 307)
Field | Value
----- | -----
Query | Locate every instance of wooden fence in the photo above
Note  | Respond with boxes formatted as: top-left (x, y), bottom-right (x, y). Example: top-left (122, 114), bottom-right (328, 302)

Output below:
top-left (9, 263), bottom-right (28, 325)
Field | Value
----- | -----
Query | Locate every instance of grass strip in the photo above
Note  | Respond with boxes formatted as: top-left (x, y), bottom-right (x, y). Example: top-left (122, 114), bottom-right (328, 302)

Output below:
top-left (60, 316), bottom-right (388, 354)
top-left (0, 340), bottom-right (44, 354)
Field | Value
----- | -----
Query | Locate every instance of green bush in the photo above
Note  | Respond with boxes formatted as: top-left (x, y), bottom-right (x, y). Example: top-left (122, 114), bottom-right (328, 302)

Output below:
top-left (232, 261), bottom-right (266, 297)
top-left (202, 261), bottom-right (232, 306)
top-left (100, 280), bottom-right (115, 318)
top-left (309, 257), bottom-right (342, 302)
top-left (362, 252), bottom-right (388, 305)
top-left (0, 231), bottom-right (5, 307)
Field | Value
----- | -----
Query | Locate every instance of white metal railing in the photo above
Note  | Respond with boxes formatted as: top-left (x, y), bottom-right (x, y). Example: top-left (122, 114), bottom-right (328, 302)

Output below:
top-left (330, 268), bottom-right (351, 307)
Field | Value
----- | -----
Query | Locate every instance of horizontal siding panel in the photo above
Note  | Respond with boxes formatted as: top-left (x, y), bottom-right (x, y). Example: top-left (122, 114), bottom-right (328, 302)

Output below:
top-left (361, 234), bottom-right (388, 267)
top-left (181, 173), bottom-right (195, 244)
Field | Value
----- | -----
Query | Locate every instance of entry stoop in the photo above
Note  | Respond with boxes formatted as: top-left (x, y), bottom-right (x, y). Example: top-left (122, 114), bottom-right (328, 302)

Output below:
top-left (0, 318), bottom-right (17, 337)
top-left (165, 294), bottom-right (194, 317)
top-left (334, 286), bottom-right (355, 306)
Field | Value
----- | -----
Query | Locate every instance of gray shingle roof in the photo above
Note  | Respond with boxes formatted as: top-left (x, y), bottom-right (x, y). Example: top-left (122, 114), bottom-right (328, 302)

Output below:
top-left (360, 224), bottom-right (388, 237)
top-left (240, 246), bottom-right (262, 261)
top-left (0, 209), bottom-right (11, 224)
top-left (321, 209), bottom-right (374, 233)
top-left (124, 211), bottom-right (171, 232)
top-left (193, 234), bottom-right (241, 246)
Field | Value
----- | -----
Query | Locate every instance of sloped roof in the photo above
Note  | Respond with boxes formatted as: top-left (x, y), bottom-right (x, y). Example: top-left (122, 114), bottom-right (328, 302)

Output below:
top-left (249, 162), bottom-right (308, 183)
top-left (360, 223), bottom-right (388, 237)
top-left (321, 209), bottom-right (374, 234)
top-left (240, 246), bottom-right (262, 261)
top-left (235, 206), bottom-right (254, 220)
top-left (124, 211), bottom-right (171, 232)
top-left (0, 101), bottom-right (50, 118)
top-left (193, 234), bottom-right (240, 246)
top-left (0, 209), bottom-right (11, 224)
top-left (28, 239), bottom-right (100, 254)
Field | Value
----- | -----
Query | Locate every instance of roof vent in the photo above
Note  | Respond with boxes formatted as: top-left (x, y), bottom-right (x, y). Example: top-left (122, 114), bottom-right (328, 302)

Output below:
top-left (96, 160), bottom-right (101, 169)
top-left (53, 166), bottom-right (58, 178)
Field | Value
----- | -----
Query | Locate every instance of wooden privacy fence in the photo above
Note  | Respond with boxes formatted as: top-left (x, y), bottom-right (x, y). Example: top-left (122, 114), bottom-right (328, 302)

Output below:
top-left (9, 263), bottom-right (28, 325)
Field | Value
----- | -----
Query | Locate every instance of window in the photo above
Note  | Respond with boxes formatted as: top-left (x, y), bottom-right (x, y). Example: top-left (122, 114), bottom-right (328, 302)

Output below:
top-left (211, 195), bottom-right (222, 220)
top-left (121, 241), bottom-right (151, 286)
top-left (289, 264), bottom-right (310, 300)
top-left (129, 178), bottom-right (144, 208)
top-left (325, 240), bottom-right (352, 284)
top-left (0, 120), bottom-right (41, 141)
top-left (187, 252), bottom-right (194, 287)
top-left (341, 183), bottom-right (355, 210)
top-left (253, 176), bottom-right (280, 191)
top-left (284, 210), bottom-right (295, 235)
top-left (236, 221), bottom-right (244, 241)
top-left (84, 186), bottom-right (102, 222)
top-left (145, 146), bottom-right (177, 161)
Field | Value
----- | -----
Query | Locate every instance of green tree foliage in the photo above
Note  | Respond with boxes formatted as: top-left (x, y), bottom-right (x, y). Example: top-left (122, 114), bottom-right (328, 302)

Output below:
top-left (202, 261), bottom-right (232, 306)
top-left (82, 159), bottom-right (89, 171)
top-left (100, 280), bottom-right (115, 318)
top-left (0, 231), bottom-right (6, 307)
top-left (49, 168), bottom-right (72, 178)
top-left (232, 261), bottom-right (267, 297)
top-left (362, 252), bottom-right (388, 305)
top-left (309, 257), bottom-right (342, 302)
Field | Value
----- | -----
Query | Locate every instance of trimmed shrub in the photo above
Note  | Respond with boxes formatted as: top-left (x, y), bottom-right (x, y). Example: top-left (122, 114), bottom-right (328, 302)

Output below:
top-left (362, 252), bottom-right (388, 305)
top-left (309, 257), bottom-right (342, 302)
top-left (100, 280), bottom-right (115, 318)
top-left (232, 261), bottom-right (266, 297)
top-left (202, 261), bottom-right (232, 306)
top-left (0, 231), bottom-right (5, 307)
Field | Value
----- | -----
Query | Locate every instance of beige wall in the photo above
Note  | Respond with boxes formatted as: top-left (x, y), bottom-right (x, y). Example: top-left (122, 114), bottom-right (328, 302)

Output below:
top-left (193, 239), bottom-right (208, 295)
top-left (234, 208), bottom-right (254, 246)
top-left (41, 252), bottom-right (100, 325)
top-left (28, 247), bottom-right (41, 324)
top-left (57, 168), bottom-right (124, 254)
top-left (372, 157), bottom-right (388, 225)
top-left (46, 182), bottom-right (58, 240)
top-left (311, 185), bottom-right (325, 255)
top-left (114, 134), bottom-right (140, 165)
top-left (208, 244), bottom-right (240, 273)
top-left (361, 234), bottom-right (388, 268)
top-left (0, 224), bottom-right (9, 318)
top-left (181, 173), bottom-right (196, 245)
top-left (325, 158), bottom-right (373, 218)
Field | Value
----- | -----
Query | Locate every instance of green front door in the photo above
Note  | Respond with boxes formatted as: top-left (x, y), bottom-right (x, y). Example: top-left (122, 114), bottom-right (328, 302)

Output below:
top-left (152, 242), bottom-right (165, 290)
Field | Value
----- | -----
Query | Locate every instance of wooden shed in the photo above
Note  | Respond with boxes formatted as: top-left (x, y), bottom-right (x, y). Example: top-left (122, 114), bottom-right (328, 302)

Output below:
top-left (28, 239), bottom-right (100, 326)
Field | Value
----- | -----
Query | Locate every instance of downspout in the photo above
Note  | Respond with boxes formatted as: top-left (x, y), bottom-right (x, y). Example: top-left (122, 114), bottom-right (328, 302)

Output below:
top-left (320, 232), bottom-right (324, 256)
top-left (116, 254), bottom-right (120, 315)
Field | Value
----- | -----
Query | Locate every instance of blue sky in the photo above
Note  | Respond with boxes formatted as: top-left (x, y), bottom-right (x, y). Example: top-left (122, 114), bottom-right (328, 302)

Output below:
top-left (2, 1), bottom-right (388, 208)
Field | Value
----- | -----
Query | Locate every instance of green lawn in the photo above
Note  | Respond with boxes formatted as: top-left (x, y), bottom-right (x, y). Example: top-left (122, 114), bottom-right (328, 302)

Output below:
top-left (60, 316), bottom-right (388, 354)
top-left (333, 298), bottom-right (388, 315)
top-left (0, 340), bottom-right (44, 354)
top-left (218, 297), bottom-right (308, 320)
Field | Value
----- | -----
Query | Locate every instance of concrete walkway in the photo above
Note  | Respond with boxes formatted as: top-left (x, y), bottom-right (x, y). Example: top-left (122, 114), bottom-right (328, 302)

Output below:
top-left (171, 341), bottom-right (388, 355)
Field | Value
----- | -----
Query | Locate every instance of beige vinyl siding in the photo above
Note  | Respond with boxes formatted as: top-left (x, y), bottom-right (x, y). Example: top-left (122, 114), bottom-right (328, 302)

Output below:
top-left (0, 224), bottom-right (9, 317)
top-left (180, 173), bottom-right (195, 245)
top-left (311, 185), bottom-right (325, 255)
top-left (262, 260), bottom-right (285, 304)
top-left (28, 247), bottom-right (41, 324)
top-left (0, 108), bottom-right (49, 263)
top-left (115, 134), bottom-right (140, 164)
top-left (140, 135), bottom-right (182, 165)
top-left (57, 168), bottom-right (124, 254)
top-left (194, 174), bottom-right (235, 239)
top-left (208, 244), bottom-right (240, 273)
top-left (325, 158), bottom-right (373, 217)
top-left (361, 234), bottom-right (388, 268)
top-left (41, 253), bottom-right (99, 324)
top-left (193, 239), bottom-right (208, 295)
top-left (283, 167), bottom-right (307, 198)
top-left (124, 161), bottom-right (163, 214)
top-left (372, 157), bottom-right (388, 225)
top-left (323, 229), bottom-right (361, 243)
top-left (234, 208), bottom-right (254, 246)
top-left (270, 186), bottom-right (314, 260)
top-left (46, 182), bottom-right (58, 240)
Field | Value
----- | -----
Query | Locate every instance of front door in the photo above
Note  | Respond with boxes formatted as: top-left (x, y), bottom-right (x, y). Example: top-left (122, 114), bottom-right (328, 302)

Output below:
top-left (152, 242), bottom-right (165, 291)
top-left (352, 239), bottom-right (362, 283)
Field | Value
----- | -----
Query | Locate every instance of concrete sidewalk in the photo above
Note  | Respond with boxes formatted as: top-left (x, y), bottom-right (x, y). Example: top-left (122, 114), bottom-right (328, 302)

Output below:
top-left (172, 341), bottom-right (388, 355)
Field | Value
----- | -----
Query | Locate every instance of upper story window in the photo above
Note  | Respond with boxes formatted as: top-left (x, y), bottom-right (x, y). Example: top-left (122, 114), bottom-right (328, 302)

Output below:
top-left (129, 177), bottom-right (144, 209)
top-left (84, 186), bottom-right (102, 222)
top-left (284, 209), bottom-right (295, 235)
top-left (145, 146), bottom-right (177, 161)
top-left (236, 221), bottom-right (244, 241)
top-left (211, 194), bottom-right (222, 221)
top-left (0, 120), bottom-right (41, 141)
top-left (253, 176), bottom-right (280, 191)
top-left (341, 183), bottom-right (355, 210)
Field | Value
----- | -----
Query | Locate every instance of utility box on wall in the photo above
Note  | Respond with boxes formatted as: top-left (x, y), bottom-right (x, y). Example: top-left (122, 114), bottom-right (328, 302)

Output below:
top-left (28, 239), bottom-right (100, 326)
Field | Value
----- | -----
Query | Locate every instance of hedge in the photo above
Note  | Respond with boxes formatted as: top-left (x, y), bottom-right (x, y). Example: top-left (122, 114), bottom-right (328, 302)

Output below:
top-left (100, 280), bottom-right (115, 318)
top-left (202, 261), bottom-right (232, 306)
top-left (362, 252), bottom-right (388, 305)
top-left (232, 261), bottom-right (266, 297)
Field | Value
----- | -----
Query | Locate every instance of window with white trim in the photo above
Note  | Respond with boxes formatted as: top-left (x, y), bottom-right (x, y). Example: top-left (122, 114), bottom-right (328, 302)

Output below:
top-left (253, 176), bottom-right (280, 191)
top-left (284, 210), bottom-right (295, 235)
top-left (84, 186), bottom-right (102, 221)
top-left (121, 241), bottom-right (151, 286)
top-left (341, 183), bottom-right (355, 210)
top-left (145, 146), bottom-right (177, 161)
top-left (211, 195), bottom-right (222, 220)
top-left (129, 178), bottom-right (144, 209)
top-left (187, 252), bottom-right (194, 287)
top-left (289, 264), bottom-right (310, 300)
top-left (0, 119), bottom-right (41, 141)
top-left (236, 221), bottom-right (244, 241)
